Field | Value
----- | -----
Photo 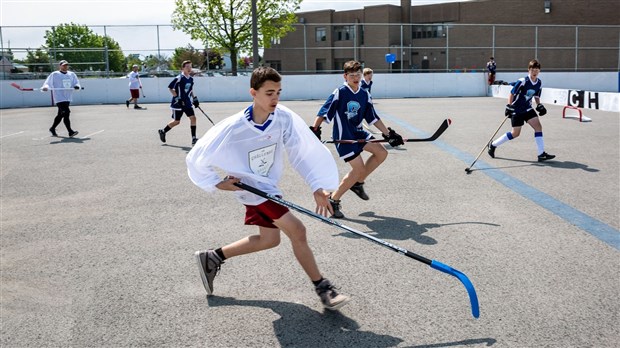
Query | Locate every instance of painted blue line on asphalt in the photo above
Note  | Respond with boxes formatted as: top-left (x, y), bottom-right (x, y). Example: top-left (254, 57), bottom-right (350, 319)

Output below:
top-left (381, 114), bottom-right (620, 250)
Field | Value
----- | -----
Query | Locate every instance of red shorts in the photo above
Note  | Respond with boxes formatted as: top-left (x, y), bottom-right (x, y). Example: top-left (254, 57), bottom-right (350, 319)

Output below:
top-left (130, 89), bottom-right (140, 98)
top-left (244, 199), bottom-right (289, 228)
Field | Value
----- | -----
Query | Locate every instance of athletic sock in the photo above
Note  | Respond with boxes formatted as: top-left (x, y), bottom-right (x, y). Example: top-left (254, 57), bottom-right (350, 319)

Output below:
top-left (163, 126), bottom-right (171, 133)
top-left (191, 125), bottom-right (197, 138)
top-left (534, 132), bottom-right (544, 155)
top-left (312, 277), bottom-right (325, 286)
top-left (215, 248), bottom-right (227, 261)
top-left (492, 132), bottom-right (513, 147)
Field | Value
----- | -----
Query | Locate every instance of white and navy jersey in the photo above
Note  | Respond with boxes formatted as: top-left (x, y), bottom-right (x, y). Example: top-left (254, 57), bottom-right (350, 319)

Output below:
top-left (128, 71), bottom-right (141, 89)
top-left (168, 73), bottom-right (194, 109)
top-left (186, 104), bottom-right (339, 206)
top-left (41, 71), bottom-right (80, 103)
top-left (361, 79), bottom-right (373, 94)
top-left (317, 82), bottom-right (380, 141)
top-left (509, 75), bottom-right (542, 114)
top-left (487, 61), bottom-right (496, 73)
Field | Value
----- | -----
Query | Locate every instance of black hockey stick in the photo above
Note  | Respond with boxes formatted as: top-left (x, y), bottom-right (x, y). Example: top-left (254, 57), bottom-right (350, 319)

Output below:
top-left (324, 118), bottom-right (451, 144)
top-left (465, 116), bottom-right (509, 174)
top-left (233, 181), bottom-right (480, 319)
top-left (196, 105), bottom-right (215, 125)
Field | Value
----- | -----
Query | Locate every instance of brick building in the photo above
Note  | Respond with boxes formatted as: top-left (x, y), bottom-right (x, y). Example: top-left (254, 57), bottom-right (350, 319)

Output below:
top-left (263, 0), bottom-right (620, 73)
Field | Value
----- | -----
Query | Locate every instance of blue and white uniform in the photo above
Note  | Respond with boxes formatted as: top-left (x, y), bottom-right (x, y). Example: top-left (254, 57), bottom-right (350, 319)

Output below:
top-left (317, 83), bottom-right (380, 160)
top-left (361, 79), bottom-right (373, 94)
top-left (509, 75), bottom-right (542, 115)
top-left (168, 73), bottom-right (194, 111)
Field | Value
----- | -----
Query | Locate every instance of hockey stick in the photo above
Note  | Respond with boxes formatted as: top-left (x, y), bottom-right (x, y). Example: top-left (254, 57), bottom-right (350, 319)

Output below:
top-left (140, 86), bottom-right (146, 98)
top-left (464, 116), bottom-right (509, 174)
top-left (233, 181), bottom-right (480, 319)
top-left (10, 82), bottom-right (34, 91)
top-left (324, 118), bottom-right (451, 144)
top-left (196, 105), bottom-right (215, 125)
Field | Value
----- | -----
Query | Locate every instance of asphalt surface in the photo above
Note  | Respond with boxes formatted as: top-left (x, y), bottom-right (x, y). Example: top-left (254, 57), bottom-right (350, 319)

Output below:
top-left (1, 98), bottom-right (619, 347)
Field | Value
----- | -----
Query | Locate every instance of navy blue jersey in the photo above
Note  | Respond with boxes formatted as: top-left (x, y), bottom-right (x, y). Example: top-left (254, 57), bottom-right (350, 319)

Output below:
top-left (487, 61), bottom-right (496, 74)
top-left (509, 75), bottom-right (542, 114)
top-left (361, 79), bottom-right (373, 94)
top-left (168, 73), bottom-right (194, 107)
top-left (318, 83), bottom-right (380, 141)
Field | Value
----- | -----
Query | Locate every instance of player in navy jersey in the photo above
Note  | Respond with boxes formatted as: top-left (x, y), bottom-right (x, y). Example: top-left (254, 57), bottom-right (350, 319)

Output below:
top-left (158, 60), bottom-right (201, 145)
top-left (486, 57), bottom-right (496, 85)
top-left (311, 60), bottom-right (404, 218)
top-left (488, 59), bottom-right (555, 162)
top-left (361, 67), bottom-right (373, 94)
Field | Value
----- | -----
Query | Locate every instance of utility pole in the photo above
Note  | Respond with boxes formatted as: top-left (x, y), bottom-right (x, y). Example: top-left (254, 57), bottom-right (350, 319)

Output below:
top-left (252, 0), bottom-right (259, 67)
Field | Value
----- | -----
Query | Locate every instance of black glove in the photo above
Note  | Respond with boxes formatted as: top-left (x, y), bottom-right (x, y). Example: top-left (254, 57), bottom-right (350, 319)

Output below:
top-left (536, 103), bottom-right (547, 116)
top-left (192, 96), bottom-right (200, 108)
top-left (382, 127), bottom-right (404, 147)
top-left (309, 126), bottom-right (321, 140)
top-left (505, 104), bottom-right (516, 118)
top-left (74, 86), bottom-right (80, 90)
top-left (173, 97), bottom-right (184, 108)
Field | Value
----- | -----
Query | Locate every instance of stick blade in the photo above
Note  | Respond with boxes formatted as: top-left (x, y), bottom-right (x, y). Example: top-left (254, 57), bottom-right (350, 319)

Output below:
top-left (430, 260), bottom-right (480, 319)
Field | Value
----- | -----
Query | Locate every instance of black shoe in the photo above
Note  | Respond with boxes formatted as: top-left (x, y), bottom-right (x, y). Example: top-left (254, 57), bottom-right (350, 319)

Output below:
top-left (349, 182), bottom-right (369, 200)
top-left (49, 128), bottom-right (58, 137)
top-left (68, 130), bottom-right (79, 138)
top-left (134, 105), bottom-right (143, 110)
top-left (537, 152), bottom-right (556, 162)
top-left (488, 144), bottom-right (496, 158)
top-left (126, 99), bottom-right (130, 108)
top-left (329, 196), bottom-right (344, 219)
top-left (158, 129), bottom-right (166, 143)
top-left (192, 137), bottom-right (198, 145)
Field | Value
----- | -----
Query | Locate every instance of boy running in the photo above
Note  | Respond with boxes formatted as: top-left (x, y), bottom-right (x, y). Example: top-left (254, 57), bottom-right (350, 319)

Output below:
top-left (310, 60), bottom-right (404, 218)
top-left (158, 60), bottom-right (200, 145)
top-left (186, 66), bottom-right (350, 310)
top-left (488, 59), bottom-right (555, 162)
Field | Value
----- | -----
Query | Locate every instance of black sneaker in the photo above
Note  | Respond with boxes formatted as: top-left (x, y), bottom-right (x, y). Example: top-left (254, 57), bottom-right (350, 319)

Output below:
top-left (68, 130), bottom-right (79, 138)
top-left (158, 129), bottom-right (166, 143)
top-left (349, 182), bottom-right (369, 200)
top-left (537, 152), bottom-right (556, 162)
top-left (195, 250), bottom-right (223, 295)
top-left (329, 196), bottom-right (344, 219)
top-left (49, 128), bottom-right (58, 137)
top-left (488, 144), bottom-right (496, 158)
top-left (192, 137), bottom-right (198, 145)
top-left (126, 99), bottom-right (130, 108)
top-left (315, 279), bottom-right (350, 310)
top-left (134, 105), bottom-right (143, 110)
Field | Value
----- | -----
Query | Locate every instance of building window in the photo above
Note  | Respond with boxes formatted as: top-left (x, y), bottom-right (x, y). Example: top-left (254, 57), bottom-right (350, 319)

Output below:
top-left (315, 27), bottom-right (326, 42)
top-left (412, 25), bottom-right (444, 39)
top-left (266, 60), bottom-right (281, 71)
top-left (316, 59), bottom-right (326, 71)
top-left (334, 25), bottom-right (354, 41)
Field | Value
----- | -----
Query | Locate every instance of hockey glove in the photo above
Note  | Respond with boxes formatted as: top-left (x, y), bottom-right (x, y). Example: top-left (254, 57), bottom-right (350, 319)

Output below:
top-left (536, 103), bottom-right (547, 116)
top-left (309, 126), bottom-right (321, 140)
top-left (173, 97), bottom-right (184, 109)
top-left (74, 86), bottom-right (80, 90)
top-left (383, 127), bottom-right (404, 147)
top-left (505, 104), bottom-right (516, 118)
top-left (192, 96), bottom-right (200, 108)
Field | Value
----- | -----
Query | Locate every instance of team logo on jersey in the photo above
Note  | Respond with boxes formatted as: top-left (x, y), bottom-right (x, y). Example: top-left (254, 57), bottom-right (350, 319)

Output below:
top-left (345, 101), bottom-right (360, 120)
top-left (62, 79), bottom-right (72, 89)
top-left (525, 89), bottom-right (536, 100)
top-left (249, 143), bottom-right (276, 177)
top-left (185, 82), bottom-right (192, 94)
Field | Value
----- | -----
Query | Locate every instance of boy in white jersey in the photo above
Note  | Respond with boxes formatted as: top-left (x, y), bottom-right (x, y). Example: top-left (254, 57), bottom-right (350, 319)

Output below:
top-left (125, 64), bottom-right (144, 109)
top-left (488, 59), bottom-right (555, 162)
top-left (186, 67), bottom-right (350, 310)
top-left (41, 60), bottom-right (81, 137)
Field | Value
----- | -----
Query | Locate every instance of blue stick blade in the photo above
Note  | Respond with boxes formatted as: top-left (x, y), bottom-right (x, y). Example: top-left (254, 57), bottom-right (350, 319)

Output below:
top-left (430, 260), bottom-right (480, 319)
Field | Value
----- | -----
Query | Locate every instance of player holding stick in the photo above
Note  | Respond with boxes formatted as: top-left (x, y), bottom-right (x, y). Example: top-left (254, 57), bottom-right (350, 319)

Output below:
top-left (186, 66), bottom-right (350, 310)
top-left (125, 64), bottom-right (144, 110)
top-left (41, 60), bottom-right (81, 137)
top-left (310, 60), bottom-right (404, 219)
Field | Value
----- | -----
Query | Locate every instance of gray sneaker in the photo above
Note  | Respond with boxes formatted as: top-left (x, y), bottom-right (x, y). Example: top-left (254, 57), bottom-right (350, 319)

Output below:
top-left (195, 250), bottom-right (223, 295)
top-left (315, 279), bottom-right (350, 310)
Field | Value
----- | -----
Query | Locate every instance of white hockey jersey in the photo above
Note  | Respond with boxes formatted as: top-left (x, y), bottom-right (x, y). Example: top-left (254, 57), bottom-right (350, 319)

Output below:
top-left (41, 71), bottom-right (80, 103)
top-left (186, 104), bottom-right (339, 206)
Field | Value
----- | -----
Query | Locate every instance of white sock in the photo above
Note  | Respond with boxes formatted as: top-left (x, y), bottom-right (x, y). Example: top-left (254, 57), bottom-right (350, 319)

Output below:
top-left (492, 132), bottom-right (512, 147)
top-left (535, 132), bottom-right (544, 155)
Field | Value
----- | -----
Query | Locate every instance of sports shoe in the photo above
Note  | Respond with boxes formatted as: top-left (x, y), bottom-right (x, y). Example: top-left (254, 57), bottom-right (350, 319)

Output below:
top-left (134, 105), bottom-right (143, 110)
top-left (126, 99), bottom-right (130, 108)
top-left (192, 137), bottom-right (198, 145)
top-left (195, 250), bottom-right (223, 295)
top-left (158, 129), bottom-right (166, 143)
top-left (315, 279), bottom-right (350, 310)
top-left (49, 128), bottom-right (58, 137)
top-left (537, 152), bottom-right (556, 162)
top-left (349, 182), bottom-right (369, 200)
top-left (68, 130), bottom-right (79, 138)
top-left (329, 196), bottom-right (344, 219)
top-left (488, 143), bottom-right (496, 158)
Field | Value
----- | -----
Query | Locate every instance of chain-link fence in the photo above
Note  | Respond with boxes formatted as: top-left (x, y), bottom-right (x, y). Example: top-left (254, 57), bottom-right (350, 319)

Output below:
top-left (1, 23), bottom-right (619, 79)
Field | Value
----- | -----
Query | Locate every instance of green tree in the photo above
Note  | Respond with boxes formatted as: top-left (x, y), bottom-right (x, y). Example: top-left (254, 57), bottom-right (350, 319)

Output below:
top-left (172, 0), bottom-right (301, 76)
top-left (24, 48), bottom-right (52, 73)
top-left (171, 44), bottom-right (206, 70)
top-left (44, 23), bottom-right (124, 73)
